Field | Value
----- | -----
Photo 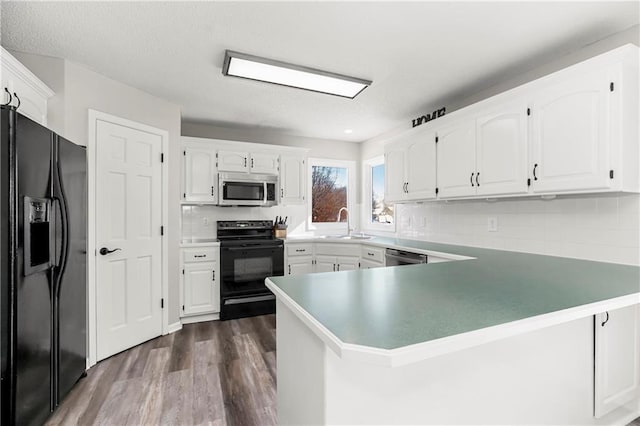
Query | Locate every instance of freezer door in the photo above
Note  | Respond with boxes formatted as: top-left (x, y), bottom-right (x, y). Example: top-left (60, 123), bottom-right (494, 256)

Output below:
top-left (52, 136), bottom-right (87, 407)
top-left (1, 106), bottom-right (12, 426)
top-left (15, 112), bottom-right (54, 425)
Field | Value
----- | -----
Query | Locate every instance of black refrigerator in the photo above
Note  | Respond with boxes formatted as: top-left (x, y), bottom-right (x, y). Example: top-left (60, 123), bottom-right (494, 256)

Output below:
top-left (1, 105), bottom-right (87, 425)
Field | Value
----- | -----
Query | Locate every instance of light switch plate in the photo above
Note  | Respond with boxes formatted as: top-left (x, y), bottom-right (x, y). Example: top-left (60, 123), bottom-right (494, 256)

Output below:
top-left (487, 217), bottom-right (498, 232)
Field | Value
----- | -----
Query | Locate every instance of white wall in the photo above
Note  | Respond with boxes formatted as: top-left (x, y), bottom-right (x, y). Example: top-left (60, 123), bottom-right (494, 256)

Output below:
top-left (360, 26), bottom-right (640, 266)
top-left (9, 50), bottom-right (184, 325)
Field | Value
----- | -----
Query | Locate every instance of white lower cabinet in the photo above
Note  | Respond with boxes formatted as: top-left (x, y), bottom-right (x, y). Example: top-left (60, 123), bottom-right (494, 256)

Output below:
top-left (360, 259), bottom-right (383, 269)
top-left (180, 247), bottom-right (220, 317)
top-left (594, 304), bottom-right (640, 418)
top-left (314, 255), bottom-right (359, 272)
top-left (287, 255), bottom-right (314, 276)
top-left (360, 245), bottom-right (385, 269)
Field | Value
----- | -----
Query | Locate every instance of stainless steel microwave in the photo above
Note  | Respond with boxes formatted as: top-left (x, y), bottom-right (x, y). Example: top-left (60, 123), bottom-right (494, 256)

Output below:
top-left (218, 172), bottom-right (279, 207)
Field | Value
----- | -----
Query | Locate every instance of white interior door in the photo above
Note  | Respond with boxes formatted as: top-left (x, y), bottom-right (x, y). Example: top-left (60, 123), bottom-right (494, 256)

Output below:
top-left (95, 120), bottom-right (163, 361)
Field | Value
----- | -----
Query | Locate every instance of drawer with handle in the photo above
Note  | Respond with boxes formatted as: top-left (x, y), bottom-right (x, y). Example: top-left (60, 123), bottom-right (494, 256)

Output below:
top-left (360, 245), bottom-right (385, 264)
top-left (183, 247), bottom-right (218, 263)
top-left (287, 243), bottom-right (313, 256)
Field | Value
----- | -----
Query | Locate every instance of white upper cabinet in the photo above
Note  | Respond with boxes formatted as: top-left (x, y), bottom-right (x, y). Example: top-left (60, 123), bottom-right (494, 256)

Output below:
top-left (217, 150), bottom-right (249, 172)
top-left (406, 133), bottom-right (437, 200)
top-left (436, 118), bottom-right (477, 198)
top-left (529, 67), bottom-right (612, 194)
top-left (384, 143), bottom-right (408, 203)
top-left (433, 44), bottom-right (637, 200)
top-left (183, 148), bottom-right (217, 203)
top-left (280, 154), bottom-right (306, 204)
top-left (218, 150), bottom-right (279, 174)
top-left (384, 126), bottom-right (437, 203)
top-left (250, 152), bottom-right (279, 174)
top-left (594, 304), bottom-right (640, 418)
top-left (437, 102), bottom-right (528, 199)
top-left (1, 47), bottom-right (54, 126)
top-left (476, 103), bottom-right (528, 196)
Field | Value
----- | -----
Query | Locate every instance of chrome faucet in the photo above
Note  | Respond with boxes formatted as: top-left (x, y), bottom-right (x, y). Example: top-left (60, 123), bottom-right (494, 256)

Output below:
top-left (337, 207), bottom-right (351, 236)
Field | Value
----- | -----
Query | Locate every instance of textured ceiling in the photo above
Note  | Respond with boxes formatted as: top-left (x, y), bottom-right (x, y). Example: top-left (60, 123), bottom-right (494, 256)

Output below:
top-left (1, 2), bottom-right (638, 142)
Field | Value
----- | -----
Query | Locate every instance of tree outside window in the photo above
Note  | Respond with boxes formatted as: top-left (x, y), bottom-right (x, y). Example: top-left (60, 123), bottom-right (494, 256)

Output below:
top-left (371, 164), bottom-right (394, 224)
top-left (312, 166), bottom-right (348, 223)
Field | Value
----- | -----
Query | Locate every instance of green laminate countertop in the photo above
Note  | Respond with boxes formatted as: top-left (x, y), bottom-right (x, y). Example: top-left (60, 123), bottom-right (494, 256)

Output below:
top-left (267, 238), bottom-right (640, 353)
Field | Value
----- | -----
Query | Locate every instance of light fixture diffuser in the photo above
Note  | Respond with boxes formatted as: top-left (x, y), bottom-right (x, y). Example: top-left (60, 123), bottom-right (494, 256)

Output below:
top-left (222, 50), bottom-right (371, 99)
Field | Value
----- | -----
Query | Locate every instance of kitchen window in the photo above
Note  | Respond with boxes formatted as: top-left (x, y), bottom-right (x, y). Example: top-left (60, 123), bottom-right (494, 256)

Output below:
top-left (364, 156), bottom-right (394, 231)
top-left (307, 158), bottom-right (356, 231)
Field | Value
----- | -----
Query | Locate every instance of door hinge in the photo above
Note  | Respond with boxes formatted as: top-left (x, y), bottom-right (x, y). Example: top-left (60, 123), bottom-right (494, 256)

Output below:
top-left (609, 170), bottom-right (614, 179)
top-left (610, 82), bottom-right (614, 92)
top-left (527, 178), bottom-right (531, 187)
top-left (161, 153), bottom-right (164, 163)
top-left (527, 108), bottom-right (531, 116)
top-left (161, 298), bottom-right (164, 309)
top-left (160, 226), bottom-right (164, 236)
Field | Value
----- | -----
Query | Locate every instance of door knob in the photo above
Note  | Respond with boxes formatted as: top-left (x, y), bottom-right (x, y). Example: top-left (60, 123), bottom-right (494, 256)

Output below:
top-left (99, 247), bottom-right (121, 255)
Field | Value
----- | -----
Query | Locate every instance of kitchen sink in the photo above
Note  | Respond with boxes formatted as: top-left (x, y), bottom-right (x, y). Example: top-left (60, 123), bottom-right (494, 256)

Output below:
top-left (318, 234), bottom-right (373, 240)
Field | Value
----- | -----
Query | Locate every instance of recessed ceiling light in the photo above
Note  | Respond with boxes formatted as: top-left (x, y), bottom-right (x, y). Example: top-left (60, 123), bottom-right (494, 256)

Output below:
top-left (344, 129), bottom-right (353, 134)
top-left (222, 50), bottom-right (371, 99)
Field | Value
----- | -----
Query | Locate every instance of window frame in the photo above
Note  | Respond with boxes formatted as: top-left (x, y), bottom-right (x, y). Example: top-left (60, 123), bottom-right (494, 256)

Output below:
top-left (307, 158), bottom-right (356, 232)
top-left (363, 155), bottom-right (395, 232)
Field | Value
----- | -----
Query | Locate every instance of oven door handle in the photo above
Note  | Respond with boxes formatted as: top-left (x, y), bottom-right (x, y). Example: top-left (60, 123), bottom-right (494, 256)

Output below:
top-left (223, 244), bottom-right (283, 251)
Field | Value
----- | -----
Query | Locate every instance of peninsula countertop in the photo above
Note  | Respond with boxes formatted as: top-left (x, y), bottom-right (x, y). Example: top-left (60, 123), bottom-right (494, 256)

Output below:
top-left (266, 237), bottom-right (640, 366)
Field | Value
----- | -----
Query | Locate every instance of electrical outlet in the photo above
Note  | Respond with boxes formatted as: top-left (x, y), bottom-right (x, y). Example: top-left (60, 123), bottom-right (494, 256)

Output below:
top-left (487, 217), bottom-right (498, 232)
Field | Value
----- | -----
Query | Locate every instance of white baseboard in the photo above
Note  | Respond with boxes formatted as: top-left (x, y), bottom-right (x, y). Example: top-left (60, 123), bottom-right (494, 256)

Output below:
top-left (180, 313), bottom-right (220, 325)
top-left (166, 321), bottom-right (183, 334)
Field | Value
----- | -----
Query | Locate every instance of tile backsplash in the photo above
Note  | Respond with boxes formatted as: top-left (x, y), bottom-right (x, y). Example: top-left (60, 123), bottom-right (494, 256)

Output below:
top-left (396, 194), bottom-right (640, 266)
top-left (181, 204), bottom-right (308, 241)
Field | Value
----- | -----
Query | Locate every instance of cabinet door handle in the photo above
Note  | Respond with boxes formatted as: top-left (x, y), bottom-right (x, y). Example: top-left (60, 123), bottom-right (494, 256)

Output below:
top-left (470, 172), bottom-right (475, 187)
top-left (295, 249), bottom-right (305, 252)
top-left (367, 252), bottom-right (374, 256)
top-left (533, 164), bottom-right (538, 181)
top-left (601, 311), bottom-right (609, 327)
top-left (476, 172), bottom-right (480, 187)
top-left (251, 158), bottom-right (254, 168)
top-left (406, 182), bottom-right (409, 193)
top-left (194, 254), bottom-right (207, 258)
top-left (281, 188), bottom-right (284, 197)
top-left (333, 264), bottom-right (336, 271)
top-left (288, 264), bottom-right (291, 275)
top-left (212, 270), bottom-right (216, 281)
top-left (336, 264), bottom-right (340, 271)
top-left (244, 157), bottom-right (247, 167)
top-left (211, 186), bottom-right (214, 196)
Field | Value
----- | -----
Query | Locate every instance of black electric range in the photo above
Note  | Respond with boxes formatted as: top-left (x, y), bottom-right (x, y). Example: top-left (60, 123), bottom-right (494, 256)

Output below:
top-left (217, 220), bottom-right (284, 320)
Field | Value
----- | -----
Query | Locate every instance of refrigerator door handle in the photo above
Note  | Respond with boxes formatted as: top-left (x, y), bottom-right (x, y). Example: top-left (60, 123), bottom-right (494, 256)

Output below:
top-left (51, 198), bottom-right (58, 267)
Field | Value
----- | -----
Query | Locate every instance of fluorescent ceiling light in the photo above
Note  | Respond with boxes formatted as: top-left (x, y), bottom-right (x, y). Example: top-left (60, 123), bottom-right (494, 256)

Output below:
top-left (222, 50), bottom-right (371, 99)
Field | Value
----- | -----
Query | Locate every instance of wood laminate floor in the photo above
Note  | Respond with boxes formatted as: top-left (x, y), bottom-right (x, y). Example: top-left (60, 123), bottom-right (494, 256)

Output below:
top-left (46, 315), bottom-right (276, 426)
